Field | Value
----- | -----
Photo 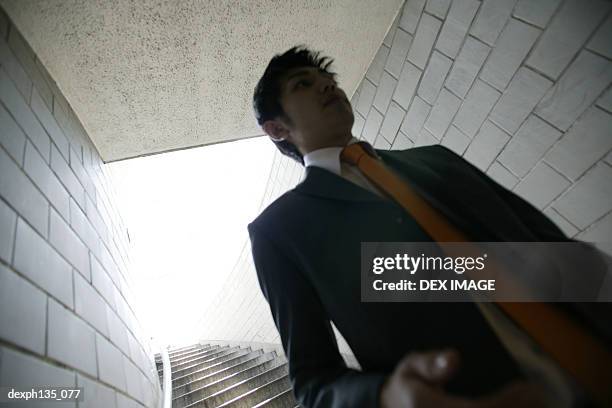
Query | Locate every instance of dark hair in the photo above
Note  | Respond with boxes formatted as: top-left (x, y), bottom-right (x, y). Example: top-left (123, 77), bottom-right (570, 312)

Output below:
top-left (253, 45), bottom-right (338, 165)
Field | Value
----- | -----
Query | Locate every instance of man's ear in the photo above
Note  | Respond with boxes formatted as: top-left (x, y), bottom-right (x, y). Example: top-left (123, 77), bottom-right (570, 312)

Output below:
top-left (262, 120), bottom-right (289, 142)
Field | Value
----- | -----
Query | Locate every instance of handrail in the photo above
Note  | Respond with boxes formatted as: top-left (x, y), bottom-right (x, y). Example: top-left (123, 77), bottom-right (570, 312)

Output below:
top-left (161, 345), bottom-right (172, 408)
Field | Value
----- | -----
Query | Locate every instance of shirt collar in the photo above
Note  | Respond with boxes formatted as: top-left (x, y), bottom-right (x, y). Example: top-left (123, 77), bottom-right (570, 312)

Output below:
top-left (303, 136), bottom-right (368, 175)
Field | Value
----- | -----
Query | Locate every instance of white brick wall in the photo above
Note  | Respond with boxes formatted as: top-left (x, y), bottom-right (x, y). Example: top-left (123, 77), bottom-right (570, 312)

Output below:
top-left (479, 18), bottom-right (540, 91)
top-left (0, 9), bottom-right (160, 408)
top-left (452, 79), bottom-right (500, 137)
top-left (535, 50), bottom-right (612, 132)
top-left (393, 60), bottom-right (422, 109)
top-left (525, 0), bottom-right (610, 79)
top-left (0, 346), bottom-right (77, 408)
top-left (408, 13), bottom-right (442, 69)
top-left (418, 50), bottom-right (453, 103)
top-left (423, 87), bottom-right (461, 139)
top-left (489, 67), bottom-right (552, 134)
top-left (445, 36), bottom-right (489, 98)
top-left (196, 0), bottom-right (612, 368)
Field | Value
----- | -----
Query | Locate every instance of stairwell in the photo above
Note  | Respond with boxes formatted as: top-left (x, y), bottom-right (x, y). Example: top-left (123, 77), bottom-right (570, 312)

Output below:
top-left (155, 343), bottom-right (301, 408)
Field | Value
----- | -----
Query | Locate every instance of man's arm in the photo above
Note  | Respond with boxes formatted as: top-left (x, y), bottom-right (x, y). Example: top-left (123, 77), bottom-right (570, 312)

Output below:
top-left (248, 222), bottom-right (387, 408)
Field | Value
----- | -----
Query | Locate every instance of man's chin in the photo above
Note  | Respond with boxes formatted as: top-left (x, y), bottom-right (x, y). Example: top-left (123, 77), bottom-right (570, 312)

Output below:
top-left (331, 131), bottom-right (354, 146)
top-left (328, 111), bottom-right (354, 131)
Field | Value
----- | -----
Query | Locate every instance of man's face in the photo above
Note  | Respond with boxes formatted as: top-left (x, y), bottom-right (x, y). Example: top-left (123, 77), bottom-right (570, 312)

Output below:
top-left (263, 66), bottom-right (355, 155)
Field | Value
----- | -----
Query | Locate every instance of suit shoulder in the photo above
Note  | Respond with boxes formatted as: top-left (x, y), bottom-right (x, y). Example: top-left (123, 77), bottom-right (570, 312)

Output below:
top-left (409, 143), bottom-right (459, 157)
top-left (247, 189), bottom-right (299, 235)
top-left (379, 143), bottom-right (457, 157)
top-left (379, 144), bottom-right (463, 165)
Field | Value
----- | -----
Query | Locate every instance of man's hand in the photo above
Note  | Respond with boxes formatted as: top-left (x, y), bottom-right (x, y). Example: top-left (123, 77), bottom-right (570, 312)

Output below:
top-left (379, 349), bottom-right (547, 408)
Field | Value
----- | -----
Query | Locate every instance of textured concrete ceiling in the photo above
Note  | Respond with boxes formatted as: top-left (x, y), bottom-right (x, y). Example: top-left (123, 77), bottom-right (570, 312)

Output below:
top-left (0, 0), bottom-right (403, 162)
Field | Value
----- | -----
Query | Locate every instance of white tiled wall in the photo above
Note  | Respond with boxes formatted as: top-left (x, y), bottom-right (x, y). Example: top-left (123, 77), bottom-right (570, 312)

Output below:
top-left (0, 8), bottom-right (161, 408)
top-left (197, 0), bottom-right (612, 365)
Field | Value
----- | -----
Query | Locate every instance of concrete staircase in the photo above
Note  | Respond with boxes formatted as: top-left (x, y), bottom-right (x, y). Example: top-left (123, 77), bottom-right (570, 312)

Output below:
top-left (155, 343), bottom-right (301, 408)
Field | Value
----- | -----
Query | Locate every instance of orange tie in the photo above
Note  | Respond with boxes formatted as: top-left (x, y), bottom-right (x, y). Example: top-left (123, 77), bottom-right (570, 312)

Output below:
top-left (340, 142), bottom-right (612, 406)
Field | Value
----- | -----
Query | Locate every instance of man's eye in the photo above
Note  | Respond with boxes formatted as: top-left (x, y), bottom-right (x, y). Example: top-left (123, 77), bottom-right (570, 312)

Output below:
top-left (295, 79), bottom-right (310, 88)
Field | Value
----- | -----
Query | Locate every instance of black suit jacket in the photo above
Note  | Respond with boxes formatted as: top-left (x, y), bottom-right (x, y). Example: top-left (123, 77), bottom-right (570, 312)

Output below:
top-left (247, 144), bottom-right (570, 408)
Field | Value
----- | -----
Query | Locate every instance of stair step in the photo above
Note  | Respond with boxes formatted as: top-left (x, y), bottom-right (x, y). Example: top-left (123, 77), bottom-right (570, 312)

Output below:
top-left (212, 375), bottom-right (292, 408)
top-left (163, 346), bottom-right (229, 374)
top-left (171, 347), bottom-right (246, 378)
top-left (169, 344), bottom-right (202, 356)
top-left (172, 349), bottom-right (264, 388)
top-left (158, 342), bottom-right (299, 408)
top-left (184, 365), bottom-right (290, 408)
top-left (169, 345), bottom-right (216, 363)
top-left (159, 346), bottom-right (227, 384)
top-left (169, 345), bottom-right (209, 359)
top-left (156, 344), bottom-right (211, 364)
top-left (163, 346), bottom-right (234, 376)
top-left (158, 346), bottom-right (220, 373)
top-left (173, 357), bottom-right (286, 408)
top-left (251, 389), bottom-right (297, 408)
top-left (173, 351), bottom-right (277, 396)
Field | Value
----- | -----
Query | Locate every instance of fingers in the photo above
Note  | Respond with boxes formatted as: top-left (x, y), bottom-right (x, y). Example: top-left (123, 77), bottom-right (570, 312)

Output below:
top-left (478, 381), bottom-right (548, 408)
top-left (391, 350), bottom-right (548, 407)
top-left (396, 378), bottom-right (547, 408)
top-left (395, 349), bottom-right (461, 385)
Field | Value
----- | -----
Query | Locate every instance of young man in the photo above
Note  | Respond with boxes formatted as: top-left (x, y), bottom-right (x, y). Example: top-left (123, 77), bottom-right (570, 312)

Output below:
top-left (247, 46), bottom-right (565, 407)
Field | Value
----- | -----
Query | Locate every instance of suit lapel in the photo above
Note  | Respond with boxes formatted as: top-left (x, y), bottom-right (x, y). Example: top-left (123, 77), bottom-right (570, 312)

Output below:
top-left (294, 166), bottom-right (386, 203)
top-left (377, 148), bottom-right (487, 225)
top-left (293, 150), bottom-right (463, 209)
top-left (375, 148), bottom-right (460, 211)
top-left (293, 148), bottom-right (503, 239)
top-left (375, 148), bottom-right (526, 240)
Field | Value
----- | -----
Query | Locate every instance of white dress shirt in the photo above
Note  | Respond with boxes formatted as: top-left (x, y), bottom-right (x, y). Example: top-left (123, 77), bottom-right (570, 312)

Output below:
top-left (303, 136), bottom-right (389, 199)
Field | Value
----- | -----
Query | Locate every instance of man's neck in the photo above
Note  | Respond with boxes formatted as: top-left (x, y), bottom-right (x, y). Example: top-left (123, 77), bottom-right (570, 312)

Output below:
top-left (301, 133), bottom-right (354, 155)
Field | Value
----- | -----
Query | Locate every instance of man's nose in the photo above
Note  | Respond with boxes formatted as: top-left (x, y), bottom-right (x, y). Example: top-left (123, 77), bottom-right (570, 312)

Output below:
top-left (320, 77), bottom-right (337, 93)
